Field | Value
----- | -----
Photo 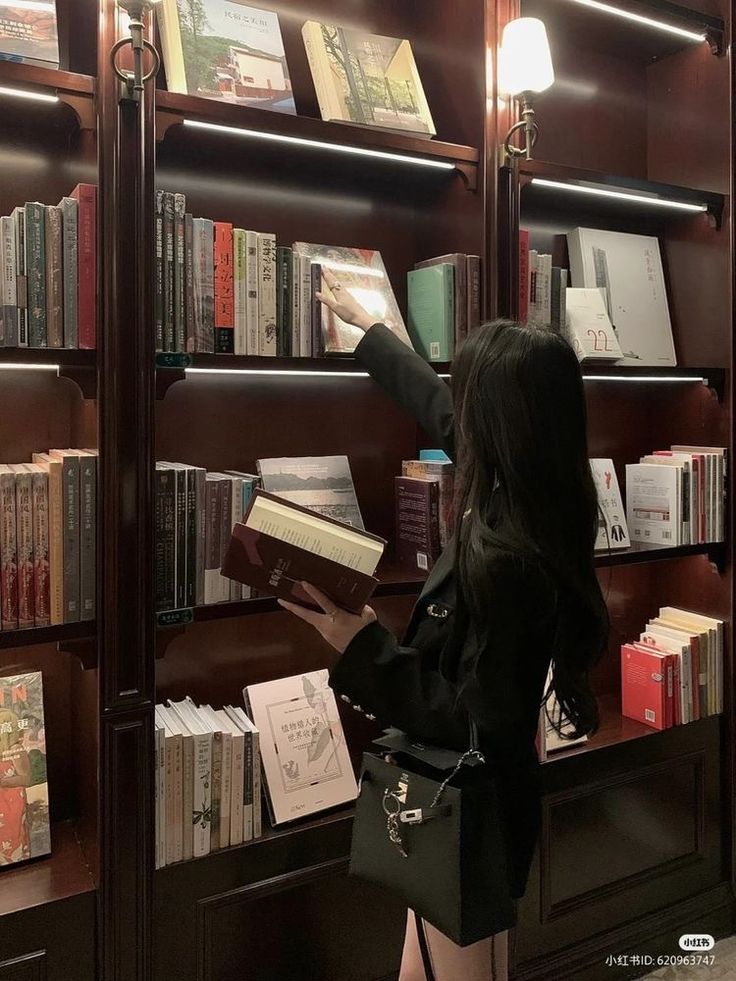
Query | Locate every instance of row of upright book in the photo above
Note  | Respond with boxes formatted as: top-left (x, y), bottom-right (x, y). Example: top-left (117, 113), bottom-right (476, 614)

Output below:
top-left (0, 185), bottom-right (96, 350)
top-left (394, 454), bottom-right (455, 572)
top-left (0, 450), bottom-right (96, 630)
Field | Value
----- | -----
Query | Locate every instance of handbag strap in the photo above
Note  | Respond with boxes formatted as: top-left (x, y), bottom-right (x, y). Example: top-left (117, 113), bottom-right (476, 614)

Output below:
top-left (415, 914), bottom-right (437, 981)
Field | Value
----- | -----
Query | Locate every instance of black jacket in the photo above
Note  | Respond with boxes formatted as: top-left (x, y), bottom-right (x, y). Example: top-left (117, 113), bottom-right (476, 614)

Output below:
top-left (329, 324), bottom-right (556, 899)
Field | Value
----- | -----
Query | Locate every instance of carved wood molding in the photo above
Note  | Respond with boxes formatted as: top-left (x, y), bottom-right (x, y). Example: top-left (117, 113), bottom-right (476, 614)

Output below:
top-left (0, 951), bottom-right (47, 981)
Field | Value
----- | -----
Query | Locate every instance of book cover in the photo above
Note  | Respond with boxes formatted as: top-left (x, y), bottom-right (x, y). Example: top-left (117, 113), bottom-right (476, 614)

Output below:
top-left (407, 263), bottom-right (454, 362)
top-left (27, 465), bottom-right (49, 628)
top-left (44, 205), bottom-right (63, 348)
top-left (204, 474), bottom-right (222, 604)
top-left (518, 230), bottom-right (529, 323)
top-left (168, 700), bottom-right (212, 858)
top-left (626, 463), bottom-right (680, 547)
top-left (191, 217), bottom-right (215, 353)
top-left (155, 191), bottom-right (164, 351)
top-left (302, 21), bottom-right (435, 137)
top-left (157, 0), bottom-right (294, 112)
top-left (49, 450), bottom-right (80, 622)
top-left (69, 184), bottom-right (96, 349)
top-left (567, 227), bottom-right (676, 366)
top-left (466, 255), bottom-right (481, 333)
top-left (292, 242), bottom-right (410, 355)
top-left (0, 3), bottom-right (59, 68)
top-left (233, 228), bottom-right (247, 355)
top-left (0, 671), bottom-right (50, 866)
top-left (1, 215), bottom-right (17, 346)
top-left (173, 192), bottom-right (186, 352)
top-left (621, 644), bottom-right (669, 731)
top-left (243, 669), bottom-right (358, 825)
top-left (162, 191), bottom-right (175, 352)
top-left (184, 213), bottom-right (195, 353)
top-left (11, 206), bottom-right (28, 346)
top-left (415, 254), bottom-right (466, 346)
top-left (257, 454), bottom-right (365, 530)
top-left (59, 197), bottom-right (78, 349)
top-left (214, 221), bottom-right (234, 353)
top-left (154, 466), bottom-right (177, 612)
top-left (31, 454), bottom-right (62, 624)
top-left (276, 245), bottom-right (292, 357)
top-left (589, 459), bottom-right (630, 551)
top-left (565, 287), bottom-right (623, 362)
top-left (0, 466), bottom-right (18, 629)
top-left (402, 459), bottom-right (454, 548)
top-left (395, 475), bottom-right (441, 573)
top-left (24, 202), bottom-right (46, 347)
top-left (78, 451), bottom-right (96, 621)
top-left (257, 232), bottom-right (277, 356)
top-left (550, 267), bottom-right (567, 334)
top-left (9, 466), bottom-right (33, 629)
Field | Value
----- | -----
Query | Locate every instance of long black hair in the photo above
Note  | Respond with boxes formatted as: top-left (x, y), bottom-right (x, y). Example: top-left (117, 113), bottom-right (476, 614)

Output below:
top-left (452, 319), bottom-right (608, 739)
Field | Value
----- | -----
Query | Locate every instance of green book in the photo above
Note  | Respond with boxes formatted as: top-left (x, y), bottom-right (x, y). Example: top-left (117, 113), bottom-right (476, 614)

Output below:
top-left (24, 202), bottom-right (47, 348)
top-left (407, 264), bottom-right (454, 362)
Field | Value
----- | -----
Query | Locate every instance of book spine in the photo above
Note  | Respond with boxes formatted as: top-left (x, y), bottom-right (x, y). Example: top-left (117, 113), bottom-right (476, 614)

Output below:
top-left (218, 733), bottom-right (232, 849)
top-left (229, 734), bottom-right (244, 846)
top-left (173, 193), bottom-right (186, 352)
top-left (251, 726), bottom-right (261, 838)
top-left (79, 454), bottom-right (96, 621)
top-left (60, 199), bottom-right (78, 348)
top-left (179, 734), bottom-right (192, 861)
top-left (518, 231), bottom-right (529, 322)
top-left (184, 213), bottom-right (195, 353)
top-left (25, 202), bottom-right (47, 347)
top-left (31, 469), bottom-right (50, 627)
top-left (229, 477), bottom-right (242, 601)
top-left (257, 232), bottom-right (277, 356)
top-left (550, 267), bottom-right (561, 331)
top-left (163, 192), bottom-right (175, 351)
top-left (155, 470), bottom-right (176, 611)
top-left (310, 262), bottom-right (323, 357)
top-left (209, 731), bottom-right (222, 852)
top-left (233, 229), bottom-right (247, 355)
top-left (173, 469), bottom-right (186, 609)
top-left (45, 205), bottom-right (64, 348)
top-left (218, 478), bottom-right (232, 602)
top-left (242, 727), bottom-right (253, 841)
top-left (15, 470), bottom-right (34, 629)
top-left (299, 256), bottom-right (312, 357)
top-left (0, 472), bottom-right (18, 628)
top-left (43, 459), bottom-right (64, 625)
top-left (195, 468), bottom-right (206, 607)
top-left (204, 478), bottom-right (221, 605)
top-left (452, 256), bottom-right (467, 346)
top-left (60, 455), bottom-right (80, 622)
top-left (466, 255), bottom-right (481, 332)
top-left (153, 725), bottom-right (162, 868)
top-left (155, 191), bottom-right (164, 351)
top-left (395, 477), bottom-right (440, 573)
top-left (191, 733), bottom-right (211, 857)
top-left (291, 252), bottom-right (301, 357)
top-left (12, 207), bottom-right (28, 346)
top-left (163, 731), bottom-right (175, 865)
top-left (185, 468), bottom-right (196, 608)
top-left (214, 222), bottom-right (234, 354)
top-left (276, 246), bottom-right (292, 357)
top-left (71, 184), bottom-right (96, 349)
top-left (245, 230), bottom-right (259, 355)
top-left (1, 216), bottom-right (17, 346)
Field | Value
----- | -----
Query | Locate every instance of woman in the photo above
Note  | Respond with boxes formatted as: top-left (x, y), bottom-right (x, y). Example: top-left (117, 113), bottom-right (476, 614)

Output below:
top-left (279, 269), bottom-right (609, 981)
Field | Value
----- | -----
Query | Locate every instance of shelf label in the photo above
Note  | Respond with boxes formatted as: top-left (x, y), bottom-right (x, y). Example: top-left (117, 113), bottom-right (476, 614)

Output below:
top-left (156, 608), bottom-right (194, 627)
top-left (156, 352), bottom-right (193, 369)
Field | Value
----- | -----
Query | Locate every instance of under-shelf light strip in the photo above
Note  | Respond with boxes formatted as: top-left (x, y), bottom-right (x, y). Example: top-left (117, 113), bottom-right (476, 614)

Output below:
top-left (568, 0), bottom-right (707, 42)
top-left (583, 375), bottom-right (707, 384)
top-left (0, 85), bottom-right (58, 104)
top-left (183, 119), bottom-right (455, 171)
top-left (0, 363), bottom-right (59, 371)
top-left (184, 367), bottom-right (452, 378)
top-left (531, 178), bottom-right (708, 213)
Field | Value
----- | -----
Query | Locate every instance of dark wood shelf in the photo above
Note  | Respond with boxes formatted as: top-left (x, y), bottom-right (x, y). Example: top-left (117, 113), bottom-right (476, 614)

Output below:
top-left (517, 160), bottom-right (725, 226)
top-left (157, 352), bottom-right (450, 373)
top-left (0, 619), bottom-right (96, 651)
top-left (596, 541), bottom-right (725, 569)
top-left (0, 821), bottom-right (95, 918)
top-left (580, 364), bottom-right (725, 400)
top-left (0, 61), bottom-right (95, 130)
top-left (155, 90), bottom-right (479, 190)
top-left (0, 348), bottom-right (96, 367)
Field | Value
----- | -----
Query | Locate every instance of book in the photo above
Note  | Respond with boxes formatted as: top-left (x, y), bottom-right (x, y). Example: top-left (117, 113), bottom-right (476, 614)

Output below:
top-left (243, 669), bottom-right (358, 825)
top-left (27, 464), bottom-right (49, 627)
top-left (59, 197), bottom-right (78, 349)
top-left (567, 227), bottom-right (676, 366)
top-left (154, 721), bottom-right (166, 867)
top-left (173, 192), bottom-right (186, 352)
top-left (184, 213), bottom-right (195, 352)
top-left (198, 705), bottom-right (230, 849)
top-left (233, 228), bottom-right (247, 355)
top-left (0, 465), bottom-right (18, 629)
top-left (621, 644), bottom-right (670, 731)
top-left (589, 459), bottom-right (629, 551)
top-left (292, 243), bottom-right (410, 355)
top-left (0, 2), bottom-right (59, 68)
top-left (155, 705), bottom-right (184, 863)
top-left (407, 264), bottom-right (454, 362)
top-left (518, 230), bottom-right (529, 322)
top-left (11, 206), bottom-right (27, 346)
top-left (78, 451), bottom-right (96, 621)
top-left (49, 450), bottom-right (80, 622)
top-left (310, 262), bottom-right (323, 357)
top-left (204, 475), bottom-right (222, 605)
top-left (302, 22), bottom-right (435, 137)
top-left (154, 466), bottom-right (177, 612)
top-left (31, 454), bottom-right (63, 624)
top-left (626, 463), bottom-right (680, 547)
top-left (564, 287), bottom-right (623, 362)
top-left (257, 232), bottom-right (277, 356)
top-left (671, 445), bottom-right (727, 543)
top-left (401, 459), bottom-right (454, 548)
top-left (214, 221), bottom-right (234, 353)
top-left (466, 255), bottom-right (481, 332)
top-left (257, 454), bottom-right (365, 530)
top-left (8, 465), bottom-right (33, 629)
top-left (157, 0), bottom-right (295, 112)
top-left (550, 268), bottom-right (567, 333)
top-left (162, 191), bottom-right (175, 351)
top-left (276, 246), bottom-right (292, 357)
top-left (154, 191), bottom-right (165, 351)
top-left (191, 217), bottom-right (215, 354)
top-left (70, 184), bottom-right (96, 349)
top-left (225, 705), bottom-right (261, 839)
top-left (24, 202), bottom-right (46, 347)
top-left (168, 699), bottom-right (213, 858)
top-left (214, 707), bottom-right (244, 846)
top-left (395, 475), bottom-right (441, 573)
top-left (223, 489), bottom-right (383, 612)
top-left (415, 254), bottom-right (467, 347)
top-left (0, 671), bottom-right (50, 866)
top-left (44, 205), bottom-right (63, 348)
top-left (1, 214), bottom-right (17, 346)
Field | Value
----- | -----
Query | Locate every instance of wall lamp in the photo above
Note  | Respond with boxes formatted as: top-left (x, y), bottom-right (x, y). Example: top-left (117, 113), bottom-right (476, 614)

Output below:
top-left (111, 0), bottom-right (161, 102)
top-left (499, 18), bottom-right (555, 160)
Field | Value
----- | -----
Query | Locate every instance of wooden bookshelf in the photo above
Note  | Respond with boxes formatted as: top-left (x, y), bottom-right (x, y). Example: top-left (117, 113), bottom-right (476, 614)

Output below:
top-left (0, 620), bottom-right (96, 652)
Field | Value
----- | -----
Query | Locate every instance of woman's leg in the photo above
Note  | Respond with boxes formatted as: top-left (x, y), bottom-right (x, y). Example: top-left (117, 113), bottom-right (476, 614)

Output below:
top-left (399, 910), bottom-right (509, 981)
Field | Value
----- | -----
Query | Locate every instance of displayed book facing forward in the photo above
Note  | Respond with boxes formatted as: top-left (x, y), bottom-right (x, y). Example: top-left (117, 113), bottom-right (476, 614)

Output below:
top-left (590, 459), bottom-right (629, 551)
top-left (0, 2), bottom-right (59, 68)
top-left (222, 489), bottom-right (385, 612)
top-left (243, 669), bottom-right (358, 825)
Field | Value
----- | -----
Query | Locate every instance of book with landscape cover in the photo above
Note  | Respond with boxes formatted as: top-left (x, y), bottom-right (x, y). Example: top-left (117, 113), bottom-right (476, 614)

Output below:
top-left (222, 488), bottom-right (385, 613)
top-left (157, 0), bottom-right (295, 112)
top-left (257, 454), bottom-right (365, 529)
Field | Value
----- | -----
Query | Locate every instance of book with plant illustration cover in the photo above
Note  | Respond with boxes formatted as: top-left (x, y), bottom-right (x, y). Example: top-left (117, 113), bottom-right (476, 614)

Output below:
top-left (243, 669), bottom-right (357, 825)
top-left (0, 670), bottom-right (50, 866)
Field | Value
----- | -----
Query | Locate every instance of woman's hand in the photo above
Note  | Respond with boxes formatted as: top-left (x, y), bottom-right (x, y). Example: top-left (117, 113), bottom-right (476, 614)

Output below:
top-left (316, 268), bottom-right (376, 332)
top-left (278, 582), bottom-right (377, 653)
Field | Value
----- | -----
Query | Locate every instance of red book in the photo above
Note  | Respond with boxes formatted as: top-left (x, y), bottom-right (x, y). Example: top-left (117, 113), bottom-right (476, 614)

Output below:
top-left (213, 222), bottom-right (234, 354)
top-left (70, 183), bottom-right (96, 349)
top-left (518, 229), bottom-right (530, 323)
top-left (621, 643), bottom-right (670, 730)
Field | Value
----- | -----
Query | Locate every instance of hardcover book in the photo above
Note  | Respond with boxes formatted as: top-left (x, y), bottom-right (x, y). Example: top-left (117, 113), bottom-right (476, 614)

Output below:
top-left (157, 0), bottom-right (294, 112)
top-left (257, 454), bottom-right (365, 529)
top-left (302, 21), bottom-right (435, 137)
top-left (407, 263), bottom-right (454, 362)
top-left (415, 254), bottom-right (467, 346)
top-left (564, 287), bottom-right (622, 362)
top-left (243, 669), bottom-right (358, 825)
top-left (292, 243), bottom-right (410, 355)
top-left (69, 184), bottom-right (96, 350)
top-left (0, 671), bottom-right (50, 866)
top-left (626, 463), bottom-right (681, 547)
top-left (0, 3), bottom-right (59, 68)
top-left (395, 475), bottom-right (441, 573)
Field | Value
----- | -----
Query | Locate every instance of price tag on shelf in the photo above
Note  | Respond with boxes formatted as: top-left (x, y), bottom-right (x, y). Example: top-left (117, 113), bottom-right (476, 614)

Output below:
top-left (156, 608), bottom-right (194, 627)
top-left (155, 352), bottom-right (193, 369)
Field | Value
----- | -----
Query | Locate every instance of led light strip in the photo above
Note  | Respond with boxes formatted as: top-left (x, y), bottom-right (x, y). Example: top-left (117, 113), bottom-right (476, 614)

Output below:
top-left (532, 177), bottom-right (708, 213)
top-left (568, 0), bottom-right (707, 42)
top-left (0, 362), bottom-right (59, 371)
top-left (0, 85), bottom-right (58, 104)
top-left (583, 375), bottom-right (707, 383)
top-left (184, 367), bottom-right (452, 378)
top-left (183, 119), bottom-right (455, 171)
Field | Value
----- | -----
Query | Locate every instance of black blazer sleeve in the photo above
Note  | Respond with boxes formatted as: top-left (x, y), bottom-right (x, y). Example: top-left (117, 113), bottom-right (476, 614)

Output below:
top-left (354, 324), bottom-right (455, 459)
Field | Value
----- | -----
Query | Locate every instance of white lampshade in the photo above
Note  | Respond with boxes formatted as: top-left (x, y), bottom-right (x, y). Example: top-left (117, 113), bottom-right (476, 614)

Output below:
top-left (498, 18), bottom-right (555, 96)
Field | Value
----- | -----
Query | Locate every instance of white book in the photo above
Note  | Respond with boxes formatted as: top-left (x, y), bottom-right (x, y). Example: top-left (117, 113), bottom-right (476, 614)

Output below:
top-left (154, 721), bottom-right (167, 868)
top-left (245, 230), bottom-right (259, 355)
top-left (190, 702), bottom-right (224, 852)
top-left (291, 252), bottom-right (301, 356)
top-left (567, 227), bottom-right (676, 366)
top-left (224, 705), bottom-right (254, 841)
top-left (231, 706), bottom-right (262, 839)
top-left (565, 288), bottom-right (623, 362)
top-left (589, 459), bottom-right (629, 551)
top-left (168, 699), bottom-right (212, 858)
top-left (640, 456), bottom-right (693, 546)
top-left (659, 608), bottom-right (724, 716)
top-left (155, 705), bottom-right (183, 864)
top-left (647, 618), bottom-right (705, 722)
top-left (258, 232), bottom-right (277, 356)
top-left (671, 446), bottom-right (726, 543)
top-left (243, 669), bottom-right (357, 825)
top-left (626, 463), bottom-right (680, 547)
top-left (539, 253), bottom-right (552, 326)
top-left (214, 709), bottom-right (244, 846)
top-left (159, 703), bottom-right (193, 861)
top-left (640, 626), bottom-right (692, 724)
top-left (199, 705), bottom-right (232, 851)
top-left (1, 215), bottom-right (17, 346)
top-left (233, 229), bottom-right (247, 355)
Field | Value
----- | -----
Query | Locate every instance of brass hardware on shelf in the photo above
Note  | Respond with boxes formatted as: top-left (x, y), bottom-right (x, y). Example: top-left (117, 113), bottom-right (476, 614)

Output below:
top-left (110, 0), bottom-right (160, 103)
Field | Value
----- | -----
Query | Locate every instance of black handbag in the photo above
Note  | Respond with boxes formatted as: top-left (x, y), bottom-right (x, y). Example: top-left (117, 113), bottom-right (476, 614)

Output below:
top-left (349, 724), bottom-right (517, 947)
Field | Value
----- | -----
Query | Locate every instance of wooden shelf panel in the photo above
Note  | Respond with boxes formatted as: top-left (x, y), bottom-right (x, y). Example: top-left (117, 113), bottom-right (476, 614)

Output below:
top-left (0, 620), bottom-right (96, 652)
top-left (0, 61), bottom-right (95, 97)
top-left (580, 364), bottom-right (725, 400)
top-left (0, 821), bottom-right (95, 918)
top-left (0, 348), bottom-right (96, 367)
top-left (157, 352), bottom-right (449, 373)
top-left (596, 541), bottom-right (725, 568)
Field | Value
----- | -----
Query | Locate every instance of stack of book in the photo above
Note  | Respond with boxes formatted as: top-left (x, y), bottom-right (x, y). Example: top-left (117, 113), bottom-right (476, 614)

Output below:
top-left (407, 253), bottom-right (482, 361)
top-left (518, 230), bottom-right (567, 331)
top-left (0, 450), bottom-right (96, 629)
top-left (626, 445), bottom-right (726, 547)
top-left (395, 453), bottom-right (455, 572)
top-left (0, 186), bottom-right (96, 349)
top-left (622, 608), bottom-right (725, 730)
top-left (155, 193), bottom-right (410, 357)
top-left (154, 698), bottom-right (262, 868)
